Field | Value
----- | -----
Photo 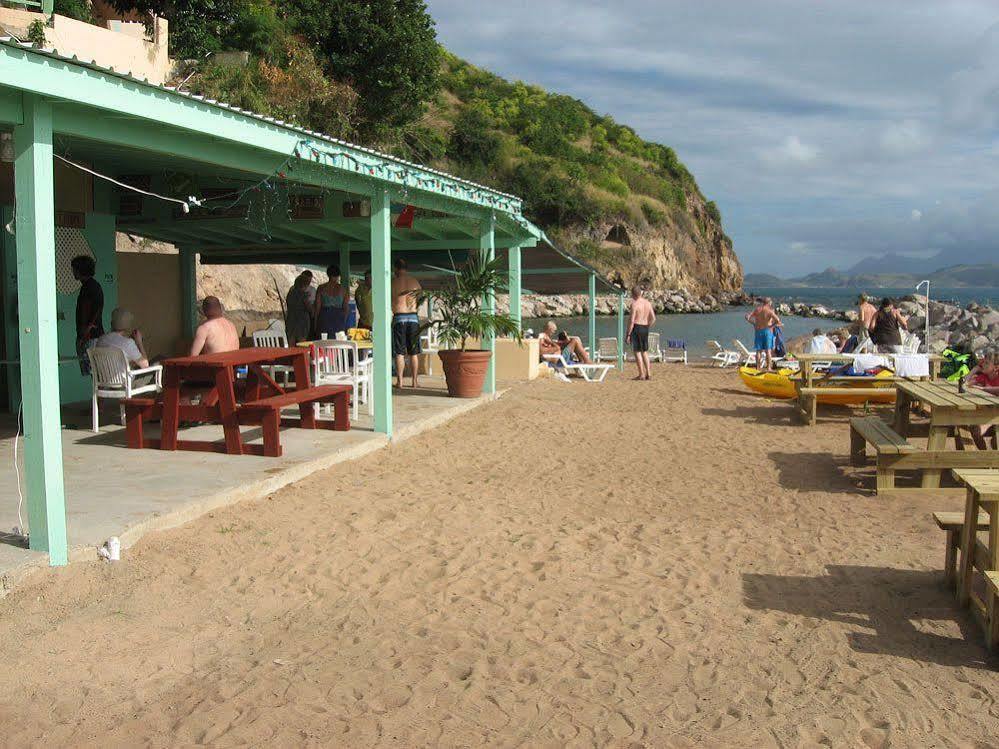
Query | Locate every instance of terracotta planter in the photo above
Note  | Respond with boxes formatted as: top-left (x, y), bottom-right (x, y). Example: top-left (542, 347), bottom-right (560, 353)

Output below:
top-left (438, 349), bottom-right (492, 397)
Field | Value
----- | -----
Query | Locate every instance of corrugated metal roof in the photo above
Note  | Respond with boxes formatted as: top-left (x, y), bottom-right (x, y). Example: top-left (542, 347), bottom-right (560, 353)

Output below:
top-left (0, 36), bottom-right (522, 207)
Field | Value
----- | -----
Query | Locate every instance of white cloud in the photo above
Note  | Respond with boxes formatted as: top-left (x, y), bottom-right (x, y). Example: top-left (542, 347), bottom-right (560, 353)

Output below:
top-left (759, 136), bottom-right (819, 167)
top-left (911, 209), bottom-right (923, 221)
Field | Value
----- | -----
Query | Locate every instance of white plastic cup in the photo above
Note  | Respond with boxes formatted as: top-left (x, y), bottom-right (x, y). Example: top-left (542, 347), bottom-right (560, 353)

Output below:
top-left (320, 333), bottom-right (328, 340)
top-left (108, 536), bottom-right (120, 561)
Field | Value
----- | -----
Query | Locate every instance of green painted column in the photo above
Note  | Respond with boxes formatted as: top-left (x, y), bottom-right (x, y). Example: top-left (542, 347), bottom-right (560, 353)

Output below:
top-left (42, 0), bottom-right (54, 15)
top-left (617, 292), bottom-right (625, 371)
top-left (179, 247), bottom-right (198, 339)
top-left (14, 95), bottom-right (67, 566)
top-left (508, 244), bottom-right (522, 332)
top-left (587, 273), bottom-right (597, 357)
top-left (480, 214), bottom-right (496, 395)
top-left (371, 189), bottom-right (393, 436)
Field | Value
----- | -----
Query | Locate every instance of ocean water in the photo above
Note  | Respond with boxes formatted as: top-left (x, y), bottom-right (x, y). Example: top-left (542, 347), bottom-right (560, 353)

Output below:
top-left (524, 308), bottom-right (842, 359)
top-left (747, 286), bottom-right (997, 310)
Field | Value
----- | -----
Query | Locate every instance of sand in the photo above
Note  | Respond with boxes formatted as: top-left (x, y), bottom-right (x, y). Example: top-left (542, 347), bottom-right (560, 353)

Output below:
top-left (0, 365), bottom-right (996, 747)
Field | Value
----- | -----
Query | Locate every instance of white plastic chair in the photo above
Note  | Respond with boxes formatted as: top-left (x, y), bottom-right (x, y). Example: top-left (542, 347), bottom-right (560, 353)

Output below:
top-left (647, 332), bottom-right (663, 363)
top-left (87, 347), bottom-right (162, 432)
top-left (595, 337), bottom-right (619, 363)
top-left (706, 340), bottom-right (739, 368)
top-left (252, 329), bottom-right (294, 386)
top-left (901, 332), bottom-right (921, 353)
top-left (313, 340), bottom-right (372, 420)
top-left (419, 324), bottom-right (440, 375)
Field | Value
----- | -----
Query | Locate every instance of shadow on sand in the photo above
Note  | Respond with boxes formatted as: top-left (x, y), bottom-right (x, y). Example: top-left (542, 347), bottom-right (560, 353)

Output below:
top-left (702, 404), bottom-right (792, 426)
top-left (768, 450), bottom-right (861, 494)
top-left (743, 565), bottom-right (994, 669)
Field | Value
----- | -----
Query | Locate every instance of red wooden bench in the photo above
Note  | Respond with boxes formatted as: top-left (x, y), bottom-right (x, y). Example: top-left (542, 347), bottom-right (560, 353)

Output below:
top-left (239, 384), bottom-right (351, 457)
top-left (124, 384), bottom-right (351, 457)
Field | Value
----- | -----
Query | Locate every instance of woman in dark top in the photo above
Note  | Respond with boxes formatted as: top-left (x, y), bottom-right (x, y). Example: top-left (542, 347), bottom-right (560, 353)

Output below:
top-left (870, 297), bottom-right (907, 354)
top-left (72, 255), bottom-right (104, 373)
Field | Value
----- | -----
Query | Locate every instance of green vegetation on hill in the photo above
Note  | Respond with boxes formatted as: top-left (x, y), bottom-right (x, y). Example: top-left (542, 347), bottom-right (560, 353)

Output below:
top-left (107, 0), bottom-right (733, 284)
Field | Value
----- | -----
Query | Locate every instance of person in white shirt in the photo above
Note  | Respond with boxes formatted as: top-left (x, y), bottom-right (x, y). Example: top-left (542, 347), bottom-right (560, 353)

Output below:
top-left (805, 328), bottom-right (837, 355)
top-left (93, 308), bottom-right (149, 368)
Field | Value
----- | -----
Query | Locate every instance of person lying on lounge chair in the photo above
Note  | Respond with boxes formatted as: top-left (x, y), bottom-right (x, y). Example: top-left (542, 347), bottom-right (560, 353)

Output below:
top-left (539, 321), bottom-right (591, 365)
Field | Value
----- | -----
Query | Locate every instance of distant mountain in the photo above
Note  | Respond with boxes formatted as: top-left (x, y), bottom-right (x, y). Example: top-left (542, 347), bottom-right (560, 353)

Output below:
top-left (846, 253), bottom-right (941, 276)
top-left (744, 263), bottom-right (999, 289)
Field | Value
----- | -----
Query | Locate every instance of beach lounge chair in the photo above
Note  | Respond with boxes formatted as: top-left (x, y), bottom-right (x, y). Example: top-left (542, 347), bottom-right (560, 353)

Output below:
top-left (706, 340), bottom-right (739, 368)
top-left (663, 338), bottom-right (688, 364)
top-left (542, 354), bottom-right (614, 382)
top-left (733, 339), bottom-right (757, 366)
top-left (595, 337), bottom-right (620, 363)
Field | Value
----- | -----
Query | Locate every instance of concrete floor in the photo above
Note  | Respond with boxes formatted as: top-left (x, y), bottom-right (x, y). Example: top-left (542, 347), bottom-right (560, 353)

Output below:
top-left (0, 377), bottom-right (496, 591)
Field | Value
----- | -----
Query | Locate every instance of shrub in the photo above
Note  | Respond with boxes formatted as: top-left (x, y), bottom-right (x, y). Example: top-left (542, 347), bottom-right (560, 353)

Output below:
top-left (54, 0), bottom-right (93, 22)
top-left (641, 201), bottom-right (666, 226)
top-left (27, 19), bottom-right (46, 46)
top-left (447, 105), bottom-right (502, 167)
top-left (705, 200), bottom-right (722, 224)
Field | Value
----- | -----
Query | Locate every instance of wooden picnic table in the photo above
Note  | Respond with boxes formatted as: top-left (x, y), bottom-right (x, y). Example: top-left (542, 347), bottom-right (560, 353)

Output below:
top-left (124, 347), bottom-right (351, 457)
top-left (954, 469), bottom-right (999, 649)
top-left (794, 353), bottom-right (942, 388)
top-left (892, 381), bottom-right (999, 488)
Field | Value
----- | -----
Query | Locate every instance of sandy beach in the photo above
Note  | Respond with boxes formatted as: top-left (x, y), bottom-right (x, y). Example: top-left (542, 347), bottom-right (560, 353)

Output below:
top-left (0, 365), bottom-right (996, 747)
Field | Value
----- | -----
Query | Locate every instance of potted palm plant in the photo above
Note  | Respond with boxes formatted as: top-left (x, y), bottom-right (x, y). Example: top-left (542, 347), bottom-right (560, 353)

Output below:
top-left (414, 252), bottom-right (521, 397)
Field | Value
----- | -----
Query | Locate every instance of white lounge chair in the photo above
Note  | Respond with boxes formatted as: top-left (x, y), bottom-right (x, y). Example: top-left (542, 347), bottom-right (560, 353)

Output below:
top-left (706, 340), bottom-right (739, 368)
top-left (733, 339), bottom-right (757, 366)
top-left (87, 347), bottom-right (163, 432)
top-left (313, 340), bottom-right (372, 420)
top-left (662, 338), bottom-right (688, 364)
top-left (595, 337), bottom-right (619, 363)
top-left (542, 354), bottom-right (614, 382)
top-left (252, 328), bottom-right (294, 386)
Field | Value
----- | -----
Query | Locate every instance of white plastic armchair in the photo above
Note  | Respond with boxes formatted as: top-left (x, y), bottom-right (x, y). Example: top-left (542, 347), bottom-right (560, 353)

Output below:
top-left (87, 347), bottom-right (162, 432)
top-left (312, 340), bottom-right (372, 420)
top-left (419, 324), bottom-right (440, 375)
top-left (646, 332), bottom-right (664, 363)
top-left (252, 329), bottom-right (294, 385)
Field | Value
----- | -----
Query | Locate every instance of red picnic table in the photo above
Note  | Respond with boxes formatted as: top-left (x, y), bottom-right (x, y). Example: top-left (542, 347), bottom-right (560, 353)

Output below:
top-left (124, 347), bottom-right (351, 457)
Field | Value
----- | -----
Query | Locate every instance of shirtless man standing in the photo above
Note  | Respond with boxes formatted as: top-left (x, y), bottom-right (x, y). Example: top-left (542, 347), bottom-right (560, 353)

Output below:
top-left (190, 296), bottom-right (239, 356)
top-left (745, 297), bottom-right (782, 371)
top-left (626, 286), bottom-right (656, 380)
top-left (391, 257), bottom-right (422, 388)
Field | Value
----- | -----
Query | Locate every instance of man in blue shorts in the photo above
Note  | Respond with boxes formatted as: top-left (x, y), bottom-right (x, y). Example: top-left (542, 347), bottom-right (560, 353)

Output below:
top-left (745, 297), bottom-right (782, 371)
top-left (391, 257), bottom-right (423, 388)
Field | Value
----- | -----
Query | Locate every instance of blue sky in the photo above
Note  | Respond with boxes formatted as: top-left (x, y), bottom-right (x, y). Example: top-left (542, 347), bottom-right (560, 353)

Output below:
top-left (425, 0), bottom-right (999, 276)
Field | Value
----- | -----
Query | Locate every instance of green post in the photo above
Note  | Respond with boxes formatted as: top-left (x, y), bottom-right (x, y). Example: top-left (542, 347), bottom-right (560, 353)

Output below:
top-left (588, 272), bottom-right (597, 358)
top-left (179, 247), bottom-right (198, 339)
top-left (480, 214), bottom-right (496, 395)
top-left (14, 94), bottom-right (67, 566)
top-left (508, 243), bottom-right (522, 332)
top-left (371, 189), bottom-right (393, 436)
top-left (42, 0), bottom-right (54, 15)
top-left (617, 292), bottom-right (625, 371)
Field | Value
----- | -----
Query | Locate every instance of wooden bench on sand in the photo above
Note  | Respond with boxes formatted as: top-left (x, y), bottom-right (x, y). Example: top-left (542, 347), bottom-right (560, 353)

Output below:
top-left (850, 416), bottom-right (999, 494)
top-left (124, 384), bottom-right (351, 458)
top-left (933, 510), bottom-right (990, 588)
top-left (798, 387), bottom-right (892, 426)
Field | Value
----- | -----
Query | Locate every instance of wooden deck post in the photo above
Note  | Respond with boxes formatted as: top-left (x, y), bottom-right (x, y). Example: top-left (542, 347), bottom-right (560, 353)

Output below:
top-left (508, 243), bottom-right (522, 333)
top-left (14, 94), bottom-right (68, 565)
top-left (481, 213), bottom-right (496, 395)
top-left (179, 246), bottom-right (198, 339)
top-left (617, 292), bottom-right (625, 371)
top-left (371, 188), bottom-right (393, 436)
top-left (588, 272), bottom-right (597, 358)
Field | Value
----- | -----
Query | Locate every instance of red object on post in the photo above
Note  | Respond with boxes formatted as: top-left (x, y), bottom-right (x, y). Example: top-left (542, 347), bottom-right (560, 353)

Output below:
top-left (394, 204), bottom-right (415, 229)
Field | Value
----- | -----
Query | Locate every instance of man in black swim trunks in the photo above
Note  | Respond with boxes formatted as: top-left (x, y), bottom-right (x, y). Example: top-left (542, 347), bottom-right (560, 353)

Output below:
top-left (626, 286), bottom-right (656, 381)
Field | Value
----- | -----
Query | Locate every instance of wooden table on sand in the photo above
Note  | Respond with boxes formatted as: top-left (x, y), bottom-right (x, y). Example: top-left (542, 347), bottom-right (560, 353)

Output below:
top-left (794, 353), bottom-right (942, 388)
top-left (892, 381), bottom-right (999, 488)
top-left (954, 469), bottom-right (999, 649)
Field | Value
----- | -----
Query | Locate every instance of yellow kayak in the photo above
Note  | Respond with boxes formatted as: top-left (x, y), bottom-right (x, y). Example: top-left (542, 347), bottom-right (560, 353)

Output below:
top-left (738, 366), bottom-right (896, 404)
